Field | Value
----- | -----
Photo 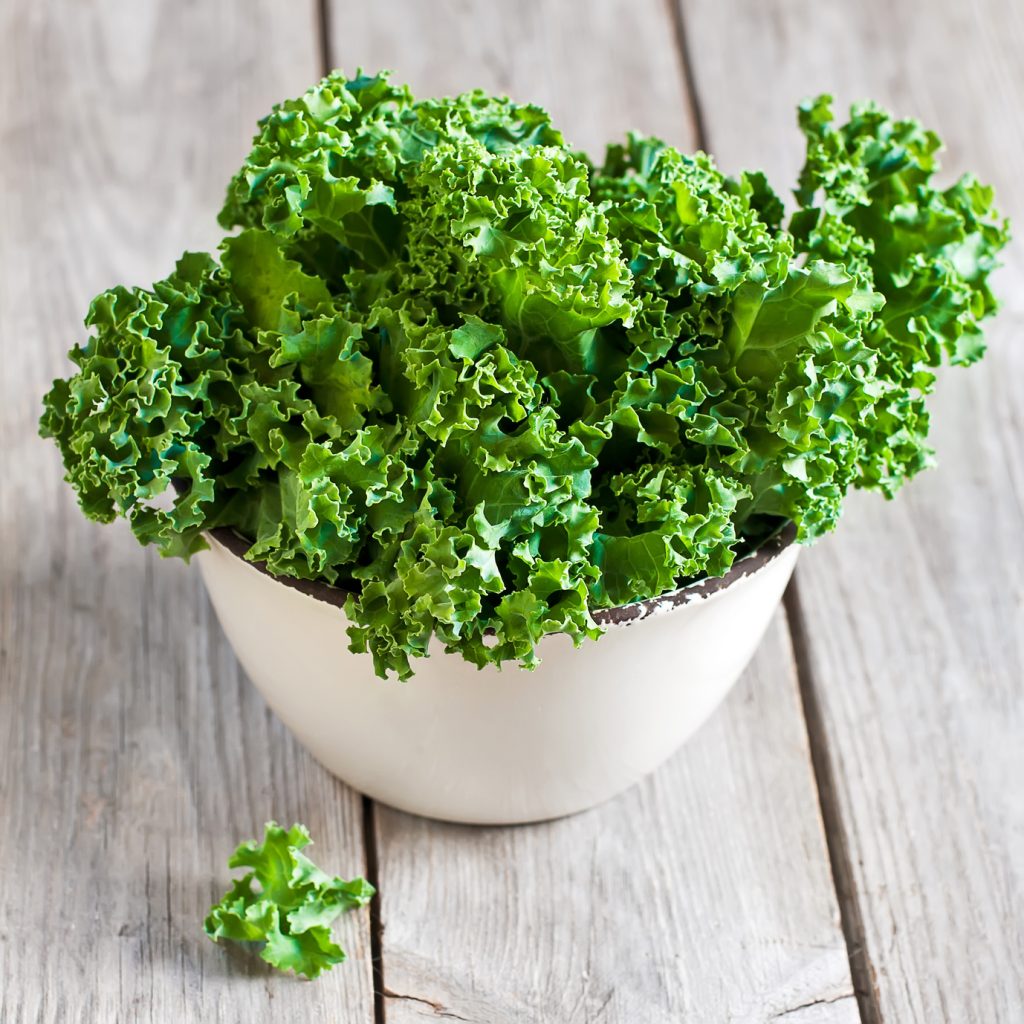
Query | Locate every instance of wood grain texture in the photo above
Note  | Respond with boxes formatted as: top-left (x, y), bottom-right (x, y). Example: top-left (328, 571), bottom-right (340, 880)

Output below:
top-left (373, 618), bottom-right (858, 1024)
top-left (327, 5), bottom-right (857, 1020)
top-left (326, 0), bottom-right (698, 158)
top-left (0, 2), bottom-right (374, 1021)
top-left (679, 0), bottom-right (1024, 1019)
top-left (10, 1), bottom-right (1016, 1020)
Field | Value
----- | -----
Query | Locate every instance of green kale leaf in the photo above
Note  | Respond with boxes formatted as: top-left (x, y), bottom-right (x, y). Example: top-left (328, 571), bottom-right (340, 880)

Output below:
top-left (40, 73), bottom-right (1009, 678)
top-left (204, 822), bottom-right (374, 979)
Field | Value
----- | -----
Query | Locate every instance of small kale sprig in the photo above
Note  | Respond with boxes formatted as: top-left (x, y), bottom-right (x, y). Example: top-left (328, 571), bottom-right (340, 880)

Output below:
top-left (204, 822), bottom-right (374, 979)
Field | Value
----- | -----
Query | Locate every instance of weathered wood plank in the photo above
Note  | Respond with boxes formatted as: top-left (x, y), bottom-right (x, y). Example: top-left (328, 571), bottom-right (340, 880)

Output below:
top-left (329, 3), bottom-right (857, 1020)
top-left (326, 0), bottom-right (696, 159)
top-left (679, 0), bottom-right (1024, 1019)
top-left (372, 618), bottom-right (859, 1024)
top-left (0, 3), bottom-right (374, 1021)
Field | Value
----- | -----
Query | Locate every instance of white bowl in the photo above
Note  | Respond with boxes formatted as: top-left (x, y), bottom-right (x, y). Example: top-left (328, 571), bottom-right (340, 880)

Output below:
top-left (197, 527), bottom-right (798, 824)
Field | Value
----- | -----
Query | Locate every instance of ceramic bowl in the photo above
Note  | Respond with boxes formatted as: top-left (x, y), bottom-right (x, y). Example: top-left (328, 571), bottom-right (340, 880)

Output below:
top-left (196, 525), bottom-right (798, 824)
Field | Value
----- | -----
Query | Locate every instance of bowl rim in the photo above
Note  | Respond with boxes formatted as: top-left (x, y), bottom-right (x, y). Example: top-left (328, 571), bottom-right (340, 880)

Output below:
top-left (204, 521), bottom-right (798, 628)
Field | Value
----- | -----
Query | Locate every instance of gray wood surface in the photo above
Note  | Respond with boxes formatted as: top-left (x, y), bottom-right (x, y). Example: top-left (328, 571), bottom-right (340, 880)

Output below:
top-left (2, 0), bottom-right (1020, 1021)
top-left (327, 0), bottom-right (696, 159)
top-left (0, 2), bottom-right (374, 1022)
top-left (370, 618), bottom-right (858, 1024)
top-left (680, 0), bottom-right (1024, 1020)
top-left (330, 4), bottom-right (855, 1021)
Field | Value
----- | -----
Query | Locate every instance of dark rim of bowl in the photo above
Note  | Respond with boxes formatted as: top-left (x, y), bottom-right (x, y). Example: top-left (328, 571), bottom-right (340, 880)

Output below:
top-left (203, 520), bottom-right (798, 627)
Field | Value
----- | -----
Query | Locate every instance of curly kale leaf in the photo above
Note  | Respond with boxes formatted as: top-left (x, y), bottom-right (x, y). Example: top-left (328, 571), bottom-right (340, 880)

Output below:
top-left (204, 822), bottom-right (374, 979)
top-left (791, 95), bottom-right (1010, 494)
top-left (40, 74), bottom-right (1009, 678)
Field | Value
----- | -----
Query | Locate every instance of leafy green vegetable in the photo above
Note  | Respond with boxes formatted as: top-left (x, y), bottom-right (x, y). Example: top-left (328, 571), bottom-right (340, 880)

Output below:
top-left (204, 822), bottom-right (374, 979)
top-left (40, 73), bottom-right (1008, 678)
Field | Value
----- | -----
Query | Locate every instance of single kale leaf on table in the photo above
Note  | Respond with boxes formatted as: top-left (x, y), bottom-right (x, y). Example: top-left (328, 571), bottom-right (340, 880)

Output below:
top-left (204, 822), bottom-right (374, 979)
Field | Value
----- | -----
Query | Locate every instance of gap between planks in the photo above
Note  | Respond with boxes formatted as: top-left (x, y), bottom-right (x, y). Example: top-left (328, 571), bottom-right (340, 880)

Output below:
top-left (784, 580), bottom-right (881, 1024)
top-left (317, 0), bottom-right (334, 81)
top-left (362, 795), bottom-right (386, 1024)
top-left (663, 0), bottom-right (708, 155)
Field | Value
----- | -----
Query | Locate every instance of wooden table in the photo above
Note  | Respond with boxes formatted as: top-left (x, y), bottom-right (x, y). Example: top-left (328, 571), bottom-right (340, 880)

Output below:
top-left (2, 2), bottom-right (1021, 1021)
